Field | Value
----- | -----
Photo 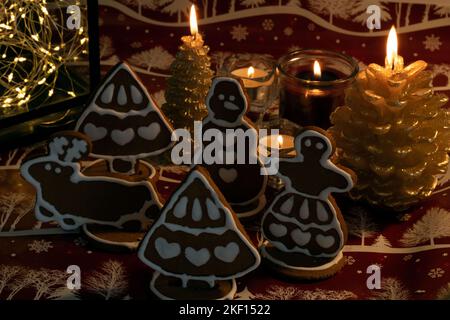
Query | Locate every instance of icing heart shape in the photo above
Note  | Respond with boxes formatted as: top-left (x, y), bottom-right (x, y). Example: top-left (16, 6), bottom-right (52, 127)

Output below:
top-left (185, 247), bottom-right (210, 267)
top-left (111, 128), bottom-right (134, 146)
top-left (291, 229), bottom-right (311, 247)
top-left (316, 234), bottom-right (335, 249)
top-left (155, 237), bottom-right (181, 259)
top-left (269, 223), bottom-right (288, 238)
top-left (83, 123), bottom-right (107, 141)
top-left (218, 168), bottom-right (238, 183)
top-left (214, 242), bottom-right (239, 263)
top-left (137, 123), bottom-right (161, 141)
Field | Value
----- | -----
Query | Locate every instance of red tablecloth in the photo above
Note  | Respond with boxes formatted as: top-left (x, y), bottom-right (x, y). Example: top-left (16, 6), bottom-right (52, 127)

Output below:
top-left (1, 0), bottom-right (450, 300)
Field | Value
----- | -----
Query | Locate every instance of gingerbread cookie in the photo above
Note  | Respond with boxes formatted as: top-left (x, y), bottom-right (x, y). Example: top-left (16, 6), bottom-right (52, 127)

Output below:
top-left (138, 166), bottom-right (260, 300)
top-left (20, 131), bottom-right (162, 231)
top-left (76, 62), bottom-right (174, 175)
top-left (202, 77), bottom-right (267, 218)
top-left (260, 127), bottom-right (355, 279)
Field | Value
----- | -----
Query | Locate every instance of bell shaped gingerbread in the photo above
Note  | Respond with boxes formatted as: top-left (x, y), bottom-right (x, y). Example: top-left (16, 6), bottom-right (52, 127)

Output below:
top-left (138, 166), bottom-right (260, 300)
top-left (260, 128), bottom-right (355, 279)
top-left (201, 77), bottom-right (267, 219)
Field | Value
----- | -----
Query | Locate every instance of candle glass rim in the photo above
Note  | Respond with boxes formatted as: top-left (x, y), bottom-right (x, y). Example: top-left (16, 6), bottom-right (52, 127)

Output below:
top-left (277, 49), bottom-right (359, 87)
top-left (223, 54), bottom-right (277, 83)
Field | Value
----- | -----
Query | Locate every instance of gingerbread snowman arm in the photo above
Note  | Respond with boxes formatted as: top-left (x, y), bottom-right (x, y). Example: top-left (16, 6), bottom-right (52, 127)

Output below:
top-left (325, 164), bottom-right (355, 194)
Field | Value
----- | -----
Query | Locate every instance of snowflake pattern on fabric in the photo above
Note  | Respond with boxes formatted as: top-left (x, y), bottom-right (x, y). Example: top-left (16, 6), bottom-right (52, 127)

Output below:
top-left (423, 34), bottom-right (442, 52)
top-left (262, 19), bottom-right (274, 31)
top-left (28, 240), bottom-right (53, 253)
top-left (230, 24), bottom-right (249, 42)
top-left (428, 268), bottom-right (445, 279)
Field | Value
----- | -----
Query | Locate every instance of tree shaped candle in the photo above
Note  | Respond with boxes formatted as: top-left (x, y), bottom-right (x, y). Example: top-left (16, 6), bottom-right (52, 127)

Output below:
top-left (162, 5), bottom-right (213, 133)
top-left (76, 62), bottom-right (174, 175)
top-left (329, 26), bottom-right (450, 211)
top-left (260, 128), bottom-right (355, 280)
top-left (138, 166), bottom-right (260, 300)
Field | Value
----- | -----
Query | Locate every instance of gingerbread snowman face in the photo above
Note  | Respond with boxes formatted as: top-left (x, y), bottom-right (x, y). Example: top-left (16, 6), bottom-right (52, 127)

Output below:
top-left (205, 77), bottom-right (247, 126)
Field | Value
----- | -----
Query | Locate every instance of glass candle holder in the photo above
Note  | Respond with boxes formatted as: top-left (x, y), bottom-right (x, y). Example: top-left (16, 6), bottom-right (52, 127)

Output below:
top-left (220, 53), bottom-right (278, 126)
top-left (278, 49), bottom-right (358, 129)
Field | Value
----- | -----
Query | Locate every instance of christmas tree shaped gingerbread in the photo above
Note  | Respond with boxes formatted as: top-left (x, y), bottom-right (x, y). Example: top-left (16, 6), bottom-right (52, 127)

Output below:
top-left (76, 62), bottom-right (174, 176)
top-left (261, 128), bottom-right (355, 279)
top-left (138, 166), bottom-right (260, 300)
top-left (202, 77), bottom-right (267, 218)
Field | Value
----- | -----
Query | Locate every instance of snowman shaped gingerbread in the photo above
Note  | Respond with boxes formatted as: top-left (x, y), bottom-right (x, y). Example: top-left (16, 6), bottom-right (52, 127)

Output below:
top-left (202, 77), bottom-right (267, 219)
top-left (260, 128), bottom-right (355, 279)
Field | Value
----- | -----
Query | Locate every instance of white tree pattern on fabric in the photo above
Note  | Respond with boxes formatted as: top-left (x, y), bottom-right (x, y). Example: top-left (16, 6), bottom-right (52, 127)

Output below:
top-left (28, 240), bottom-right (53, 253)
top-left (308, 0), bottom-right (352, 24)
top-left (124, 0), bottom-right (159, 15)
top-left (0, 265), bottom-right (22, 296)
top-left (428, 268), bottom-right (445, 279)
top-left (160, 0), bottom-right (192, 23)
top-left (84, 260), bottom-right (128, 300)
top-left (0, 192), bottom-right (33, 232)
top-left (350, 1), bottom-right (391, 26)
top-left (423, 34), bottom-right (442, 52)
top-left (230, 24), bottom-right (249, 42)
top-left (401, 207), bottom-right (450, 246)
top-left (346, 207), bottom-right (378, 246)
top-left (128, 46), bottom-right (174, 72)
top-left (435, 5), bottom-right (450, 18)
top-left (371, 278), bottom-right (409, 300)
top-left (371, 235), bottom-right (392, 248)
top-left (241, 0), bottom-right (266, 9)
top-left (252, 285), bottom-right (357, 300)
top-left (99, 36), bottom-right (115, 59)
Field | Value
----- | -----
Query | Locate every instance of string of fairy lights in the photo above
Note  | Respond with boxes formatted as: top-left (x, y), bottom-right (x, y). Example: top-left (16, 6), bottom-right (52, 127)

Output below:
top-left (0, 0), bottom-right (88, 115)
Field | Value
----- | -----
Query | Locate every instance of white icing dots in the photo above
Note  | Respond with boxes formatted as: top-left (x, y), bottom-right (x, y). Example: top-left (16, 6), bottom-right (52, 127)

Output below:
top-left (173, 196), bottom-right (188, 218)
top-left (55, 167), bottom-right (62, 174)
top-left (299, 199), bottom-right (309, 219)
top-left (218, 94), bottom-right (225, 101)
top-left (205, 198), bottom-right (220, 220)
top-left (101, 83), bottom-right (114, 104)
top-left (155, 237), bottom-right (181, 259)
top-left (316, 142), bottom-right (324, 150)
top-left (45, 164), bottom-right (52, 171)
top-left (137, 122), bottom-right (161, 141)
top-left (291, 229), bottom-right (311, 246)
top-left (130, 85), bottom-right (143, 104)
top-left (185, 247), bottom-right (210, 266)
top-left (192, 198), bottom-right (202, 222)
top-left (305, 139), bottom-right (312, 147)
top-left (269, 223), bottom-right (288, 238)
top-left (83, 123), bottom-right (107, 141)
top-left (111, 128), bottom-right (135, 146)
top-left (214, 242), bottom-right (239, 263)
top-left (229, 95), bottom-right (236, 101)
top-left (117, 86), bottom-right (127, 106)
top-left (280, 196), bottom-right (293, 214)
top-left (316, 234), bottom-right (335, 248)
top-left (317, 202), bottom-right (329, 222)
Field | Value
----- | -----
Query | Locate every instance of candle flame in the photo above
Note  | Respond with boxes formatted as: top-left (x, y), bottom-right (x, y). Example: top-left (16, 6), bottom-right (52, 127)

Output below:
top-left (190, 5), bottom-right (198, 36)
top-left (277, 135), bottom-right (283, 146)
top-left (386, 26), bottom-right (398, 69)
top-left (248, 66), bottom-right (255, 78)
top-left (313, 60), bottom-right (321, 79)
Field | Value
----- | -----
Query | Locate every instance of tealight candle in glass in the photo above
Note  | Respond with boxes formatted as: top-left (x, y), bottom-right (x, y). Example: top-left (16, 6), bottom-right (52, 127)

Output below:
top-left (221, 54), bottom-right (278, 126)
top-left (278, 49), bottom-right (358, 129)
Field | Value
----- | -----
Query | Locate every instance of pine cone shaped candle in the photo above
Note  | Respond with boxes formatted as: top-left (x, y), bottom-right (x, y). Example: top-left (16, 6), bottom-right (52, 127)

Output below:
top-left (329, 27), bottom-right (450, 211)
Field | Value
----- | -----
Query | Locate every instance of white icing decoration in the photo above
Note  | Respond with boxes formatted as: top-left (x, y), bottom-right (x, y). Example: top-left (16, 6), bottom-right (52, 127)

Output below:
top-left (291, 229), bottom-right (311, 246)
top-left (173, 196), bottom-right (188, 218)
top-left (218, 94), bottom-right (225, 100)
top-left (280, 196), bottom-right (293, 214)
top-left (214, 242), bottom-right (239, 263)
top-left (155, 237), bottom-right (181, 259)
top-left (45, 164), bottom-right (51, 171)
top-left (224, 101), bottom-right (239, 111)
top-left (317, 202), bottom-right (329, 222)
top-left (229, 95), bottom-right (236, 101)
top-left (55, 167), bottom-right (61, 174)
top-left (316, 234), bottom-right (335, 249)
top-left (316, 142), bottom-right (324, 150)
top-left (299, 199), bottom-right (309, 220)
top-left (269, 223), bottom-right (287, 238)
top-left (137, 123), bottom-right (160, 141)
top-left (185, 247), bottom-right (210, 267)
top-left (131, 85), bottom-right (143, 104)
top-left (101, 83), bottom-right (114, 104)
top-left (218, 168), bottom-right (238, 183)
top-left (117, 85), bottom-right (127, 106)
top-left (83, 123), bottom-right (107, 141)
top-left (205, 198), bottom-right (220, 220)
top-left (111, 128), bottom-right (135, 146)
top-left (192, 198), bottom-right (202, 222)
top-left (305, 139), bottom-right (311, 147)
